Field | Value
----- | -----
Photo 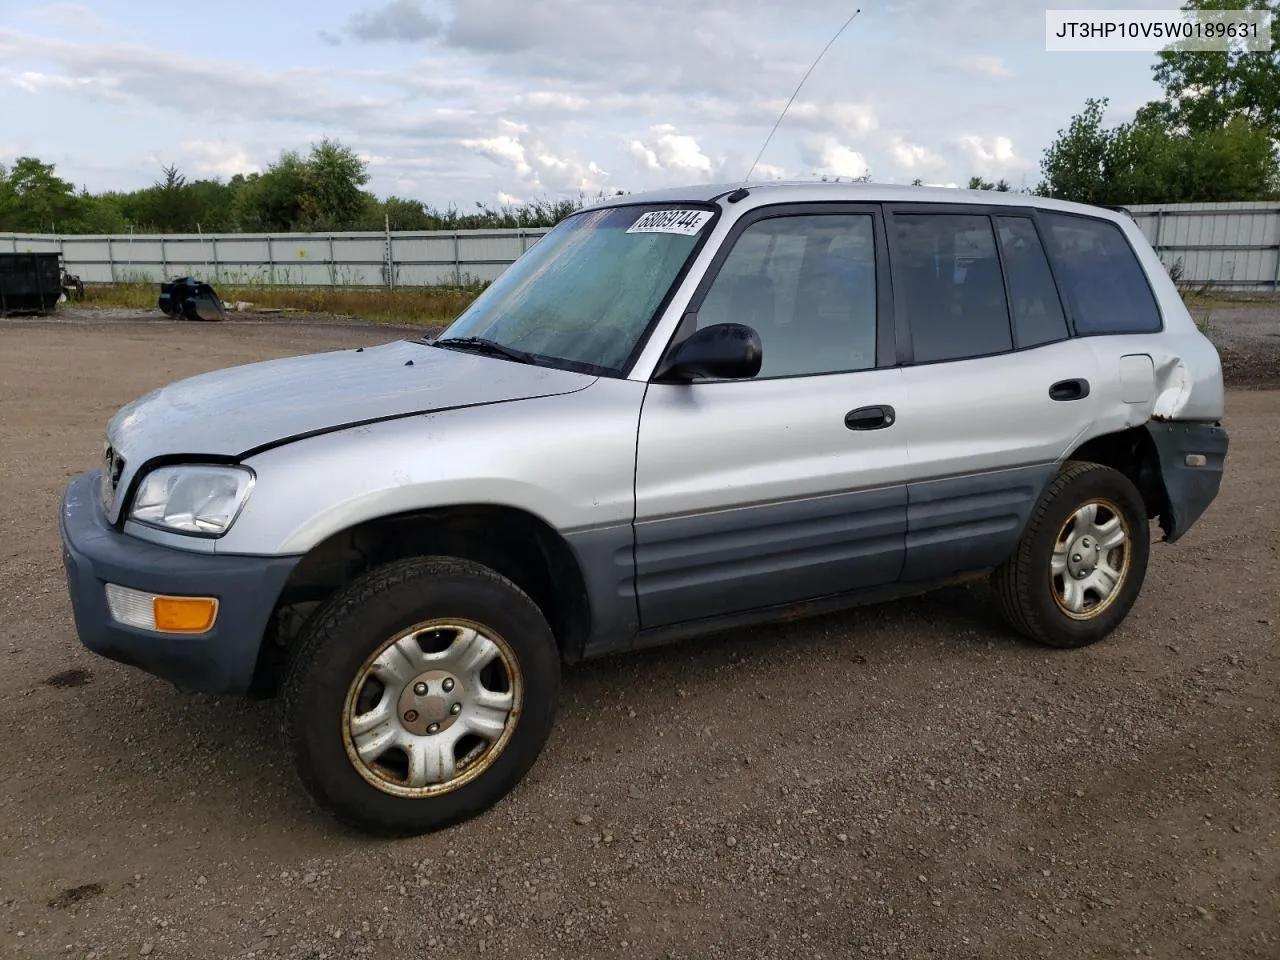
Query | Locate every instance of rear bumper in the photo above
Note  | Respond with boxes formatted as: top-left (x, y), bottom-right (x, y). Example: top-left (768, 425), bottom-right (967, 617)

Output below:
top-left (1145, 421), bottom-right (1229, 543)
top-left (58, 471), bottom-right (300, 694)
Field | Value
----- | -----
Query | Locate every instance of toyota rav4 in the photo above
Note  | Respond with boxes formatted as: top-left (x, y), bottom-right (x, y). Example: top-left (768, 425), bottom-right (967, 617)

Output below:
top-left (59, 181), bottom-right (1228, 835)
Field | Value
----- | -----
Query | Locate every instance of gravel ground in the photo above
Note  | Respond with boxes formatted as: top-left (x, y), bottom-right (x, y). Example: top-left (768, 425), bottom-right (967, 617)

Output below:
top-left (1, 306), bottom-right (1277, 960)
top-left (1186, 296), bottom-right (1280, 388)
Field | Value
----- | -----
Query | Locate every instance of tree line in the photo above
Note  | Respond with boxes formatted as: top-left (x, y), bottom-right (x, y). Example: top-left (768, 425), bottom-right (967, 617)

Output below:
top-left (1039, 0), bottom-right (1278, 206)
top-left (1, 0), bottom-right (1275, 235)
top-left (0, 137), bottom-right (609, 235)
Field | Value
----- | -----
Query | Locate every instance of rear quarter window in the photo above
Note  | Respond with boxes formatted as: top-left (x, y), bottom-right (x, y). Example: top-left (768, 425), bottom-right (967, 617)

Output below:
top-left (1040, 213), bottom-right (1163, 335)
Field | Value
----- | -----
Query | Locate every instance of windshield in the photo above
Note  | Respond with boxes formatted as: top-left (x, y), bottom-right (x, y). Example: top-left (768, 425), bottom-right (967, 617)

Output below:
top-left (435, 204), bottom-right (716, 374)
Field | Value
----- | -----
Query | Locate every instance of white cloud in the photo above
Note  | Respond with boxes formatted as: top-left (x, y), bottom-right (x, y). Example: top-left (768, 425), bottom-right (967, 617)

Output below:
top-left (0, 1), bottom-right (1178, 208)
top-left (628, 125), bottom-right (714, 177)
top-left (0, 27), bottom-right (397, 133)
top-left (10, 71), bottom-right (104, 95)
top-left (801, 137), bottom-right (871, 179)
top-left (782, 100), bottom-right (879, 137)
top-left (14, 3), bottom-right (124, 37)
top-left (176, 140), bottom-right (261, 179)
top-left (463, 131), bottom-right (610, 194)
top-left (889, 136), bottom-right (940, 171)
top-left (957, 56), bottom-right (1011, 79)
top-left (342, 0), bottom-right (441, 42)
top-left (515, 91), bottom-right (590, 113)
top-left (955, 134), bottom-right (1033, 172)
top-left (463, 135), bottom-right (534, 179)
top-left (496, 191), bottom-right (522, 205)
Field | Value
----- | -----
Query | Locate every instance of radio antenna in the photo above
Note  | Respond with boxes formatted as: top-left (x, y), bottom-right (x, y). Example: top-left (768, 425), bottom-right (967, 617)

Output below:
top-left (741, 7), bottom-right (863, 187)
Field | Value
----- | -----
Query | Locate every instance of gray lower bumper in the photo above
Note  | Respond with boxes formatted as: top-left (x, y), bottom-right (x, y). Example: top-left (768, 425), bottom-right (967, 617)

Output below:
top-left (58, 471), bottom-right (300, 694)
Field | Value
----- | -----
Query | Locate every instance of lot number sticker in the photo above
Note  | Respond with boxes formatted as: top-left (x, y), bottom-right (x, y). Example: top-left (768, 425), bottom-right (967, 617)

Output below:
top-left (627, 209), bottom-right (713, 236)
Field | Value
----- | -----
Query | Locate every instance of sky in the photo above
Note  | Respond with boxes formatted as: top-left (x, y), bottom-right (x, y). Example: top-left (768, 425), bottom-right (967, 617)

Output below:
top-left (0, 0), bottom-right (1185, 208)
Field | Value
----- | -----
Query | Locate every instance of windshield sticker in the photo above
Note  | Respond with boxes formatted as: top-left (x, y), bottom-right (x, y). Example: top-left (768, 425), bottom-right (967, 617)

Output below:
top-left (626, 209), bottom-right (713, 236)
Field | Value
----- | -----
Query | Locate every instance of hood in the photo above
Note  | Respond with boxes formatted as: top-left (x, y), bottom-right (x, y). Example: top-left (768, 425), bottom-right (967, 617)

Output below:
top-left (101, 339), bottom-right (595, 522)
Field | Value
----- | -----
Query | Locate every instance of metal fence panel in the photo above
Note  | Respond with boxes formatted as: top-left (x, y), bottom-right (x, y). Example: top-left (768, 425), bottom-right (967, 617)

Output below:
top-left (6, 206), bottom-right (1275, 290)
top-left (1127, 202), bottom-right (1280, 290)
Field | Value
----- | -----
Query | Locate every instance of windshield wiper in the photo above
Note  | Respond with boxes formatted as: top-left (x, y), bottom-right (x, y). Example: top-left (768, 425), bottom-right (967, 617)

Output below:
top-left (432, 336), bottom-right (538, 365)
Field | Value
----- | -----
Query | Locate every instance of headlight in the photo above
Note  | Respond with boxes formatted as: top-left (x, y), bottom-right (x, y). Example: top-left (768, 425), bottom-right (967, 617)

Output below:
top-left (129, 465), bottom-right (255, 536)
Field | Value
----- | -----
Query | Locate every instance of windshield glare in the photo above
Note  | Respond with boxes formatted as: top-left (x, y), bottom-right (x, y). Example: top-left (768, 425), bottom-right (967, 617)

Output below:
top-left (437, 204), bottom-right (714, 373)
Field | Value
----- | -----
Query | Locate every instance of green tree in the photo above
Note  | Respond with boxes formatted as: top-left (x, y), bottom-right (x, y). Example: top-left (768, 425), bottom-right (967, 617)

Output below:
top-left (0, 157), bottom-right (82, 232)
top-left (376, 196), bottom-right (432, 231)
top-left (1140, 0), bottom-right (1280, 139)
top-left (107, 171), bottom-right (239, 234)
top-left (1164, 115), bottom-right (1279, 199)
top-left (300, 138), bottom-right (371, 229)
top-left (184, 178), bottom-right (239, 232)
top-left (66, 192), bottom-right (130, 233)
top-left (1037, 98), bottom-right (1117, 203)
top-left (967, 176), bottom-right (1011, 191)
top-left (230, 139), bottom-right (371, 231)
top-left (232, 151), bottom-right (309, 231)
top-left (139, 164), bottom-right (200, 232)
top-left (1040, 99), bottom-right (1278, 203)
top-left (1, 150), bottom-right (625, 235)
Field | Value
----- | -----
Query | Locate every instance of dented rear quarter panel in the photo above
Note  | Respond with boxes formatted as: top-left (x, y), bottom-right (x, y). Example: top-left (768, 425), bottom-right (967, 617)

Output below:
top-left (1068, 214), bottom-right (1226, 443)
top-left (1119, 213), bottom-right (1225, 423)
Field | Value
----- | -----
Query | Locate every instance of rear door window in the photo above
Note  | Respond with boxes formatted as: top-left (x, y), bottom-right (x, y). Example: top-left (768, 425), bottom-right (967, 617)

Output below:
top-left (995, 216), bottom-right (1069, 348)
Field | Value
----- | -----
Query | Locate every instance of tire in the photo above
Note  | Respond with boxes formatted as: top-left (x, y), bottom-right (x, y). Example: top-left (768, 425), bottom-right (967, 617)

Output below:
top-left (992, 461), bottom-right (1150, 649)
top-left (281, 556), bottom-right (560, 836)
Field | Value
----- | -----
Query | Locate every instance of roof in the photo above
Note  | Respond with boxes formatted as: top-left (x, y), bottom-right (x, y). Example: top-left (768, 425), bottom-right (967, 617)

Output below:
top-left (582, 179), bottom-right (1125, 221)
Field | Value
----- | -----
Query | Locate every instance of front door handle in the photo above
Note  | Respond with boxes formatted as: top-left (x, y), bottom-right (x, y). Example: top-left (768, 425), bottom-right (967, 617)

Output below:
top-left (1049, 378), bottom-right (1090, 402)
top-left (845, 405), bottom-right (896, 431)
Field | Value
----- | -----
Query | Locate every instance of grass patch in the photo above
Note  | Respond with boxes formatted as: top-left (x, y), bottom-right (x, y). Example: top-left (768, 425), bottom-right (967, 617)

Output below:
top-left (80, 282), bottom-right (486, 327)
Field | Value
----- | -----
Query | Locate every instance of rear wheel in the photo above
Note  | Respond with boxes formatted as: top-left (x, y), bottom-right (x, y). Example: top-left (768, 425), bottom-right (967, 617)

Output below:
top-left (992, 461), bottom-right (1150, 649)
top-left (281, 556), bottom-right (560, 835)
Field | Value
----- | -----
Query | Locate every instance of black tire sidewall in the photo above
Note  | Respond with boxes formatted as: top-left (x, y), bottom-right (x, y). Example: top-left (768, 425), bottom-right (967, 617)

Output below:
top-left (282, 559), bottom-right (560, 835)
top-left (1023, 466), bottom-right (1151, 648)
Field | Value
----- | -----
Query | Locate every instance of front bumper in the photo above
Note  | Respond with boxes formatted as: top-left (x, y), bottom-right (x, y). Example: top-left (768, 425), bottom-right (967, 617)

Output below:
top-left (59, 471), bottom-right (300, 694)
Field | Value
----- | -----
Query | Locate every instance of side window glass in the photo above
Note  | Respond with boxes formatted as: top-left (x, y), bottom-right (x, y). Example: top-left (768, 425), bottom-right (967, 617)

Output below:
top-left (695, 214), bottom-right (876, 378)
top-left (1040, 213), bottom-right (1162, 334)
top-left (892, 214), bottom-right (1013, 363)
top-left (995, 216), bottom-right (1069, 348)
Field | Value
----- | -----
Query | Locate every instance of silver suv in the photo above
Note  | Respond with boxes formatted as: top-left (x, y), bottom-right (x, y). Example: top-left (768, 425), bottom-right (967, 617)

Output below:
top-left (59, 182), bottom-right (1228, 835)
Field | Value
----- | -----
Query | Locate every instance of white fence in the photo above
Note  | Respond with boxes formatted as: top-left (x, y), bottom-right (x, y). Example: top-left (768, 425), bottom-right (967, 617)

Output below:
top-left (3, 201), bottom-right (1278, 291)
top-left (0, 228), bottom-right (551, 287)
top-left (1125, 202), bottom-right (1279, 291)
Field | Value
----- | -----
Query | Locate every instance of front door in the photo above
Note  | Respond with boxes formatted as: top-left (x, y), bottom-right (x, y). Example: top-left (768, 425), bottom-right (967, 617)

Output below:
top-left (632, 206), bottom-right (914, 629)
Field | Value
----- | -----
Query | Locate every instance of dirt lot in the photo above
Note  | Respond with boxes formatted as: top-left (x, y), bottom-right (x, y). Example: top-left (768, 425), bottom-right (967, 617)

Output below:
top-left (1, 305), bottom-right (1277, 960)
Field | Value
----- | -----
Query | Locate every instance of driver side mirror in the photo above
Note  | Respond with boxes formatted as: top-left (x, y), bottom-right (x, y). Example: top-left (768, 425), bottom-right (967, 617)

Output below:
top-left (654, 322), bottom-right (763, 382)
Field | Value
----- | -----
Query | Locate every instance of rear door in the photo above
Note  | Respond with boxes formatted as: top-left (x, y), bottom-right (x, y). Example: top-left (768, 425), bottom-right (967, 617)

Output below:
top-left (886, 205), bottom-right (1104, 582)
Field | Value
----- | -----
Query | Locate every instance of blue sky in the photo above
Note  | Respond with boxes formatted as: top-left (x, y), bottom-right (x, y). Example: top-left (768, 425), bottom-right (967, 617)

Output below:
top-left (0, 0), bottom-right (1180, 207)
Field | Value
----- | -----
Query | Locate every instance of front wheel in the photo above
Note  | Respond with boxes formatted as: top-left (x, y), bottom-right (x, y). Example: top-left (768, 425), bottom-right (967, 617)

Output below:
top-left (281, 556), bottom-right (560, 835)
top-left (992, 461), bottom-right (1150, 649)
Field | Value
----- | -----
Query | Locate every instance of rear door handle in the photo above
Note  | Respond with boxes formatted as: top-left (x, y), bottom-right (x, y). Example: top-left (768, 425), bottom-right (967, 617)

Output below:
top-left (845, 405), bottom-right (896, 431)
top-left (1049, 378), bottom-right (1090, 402)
